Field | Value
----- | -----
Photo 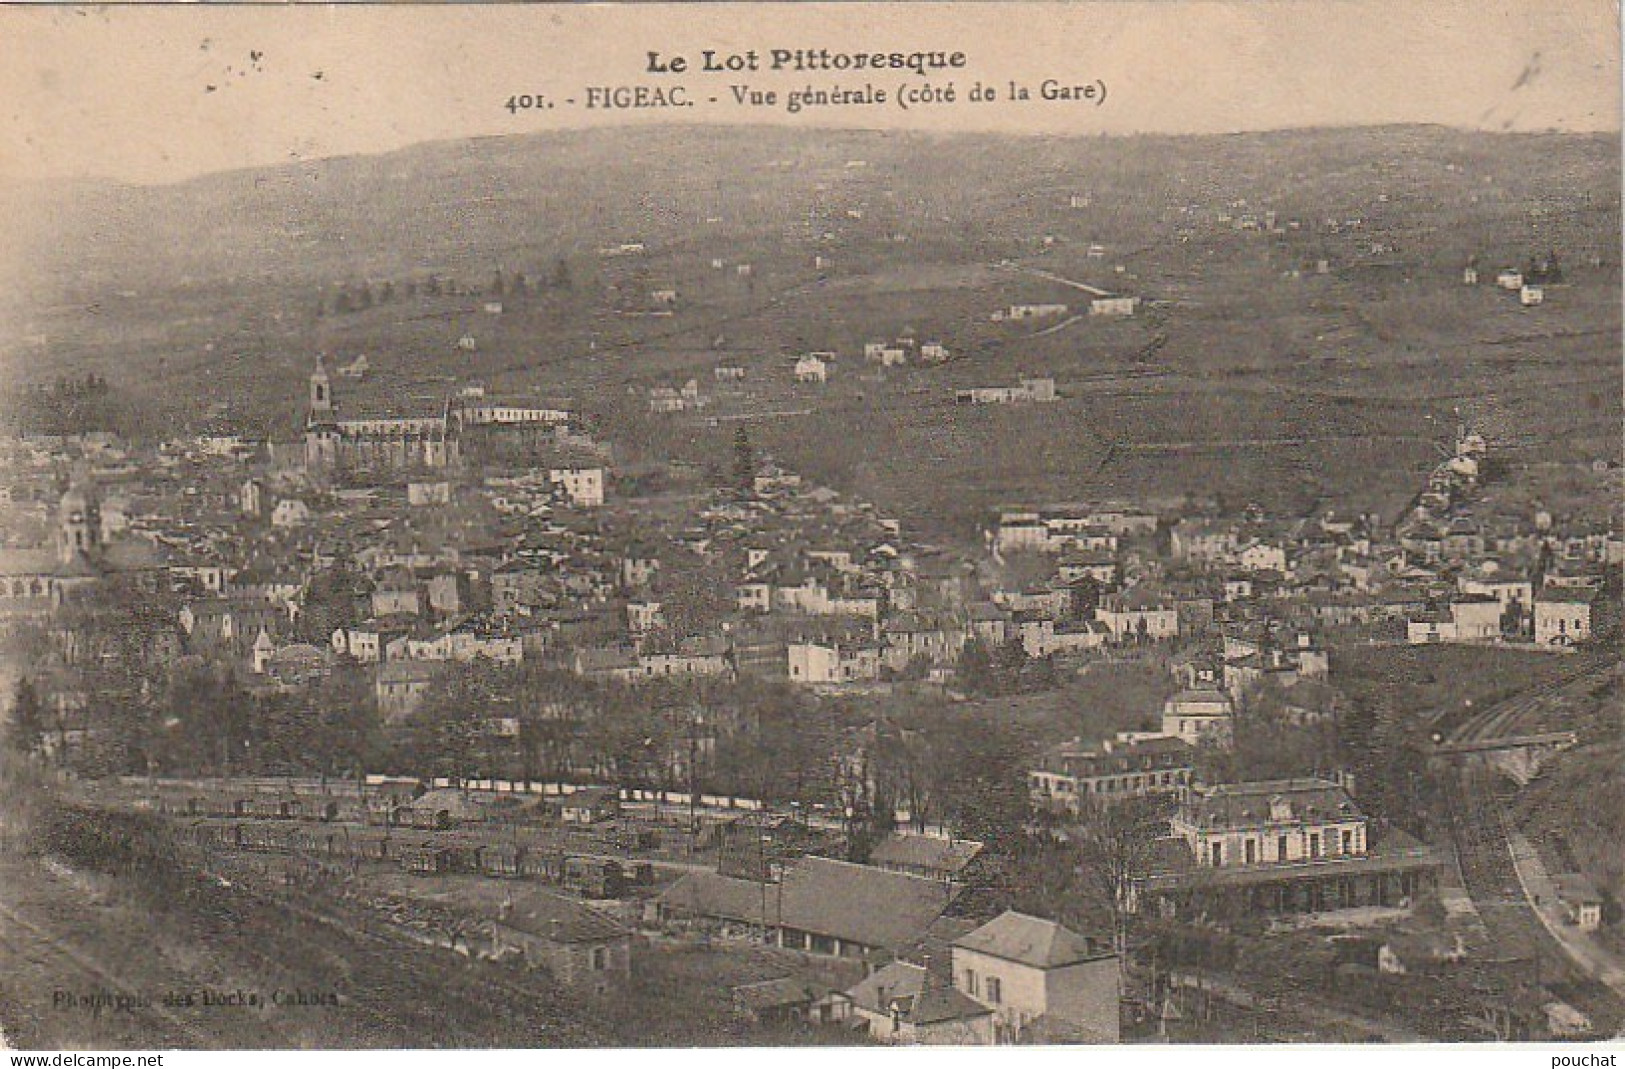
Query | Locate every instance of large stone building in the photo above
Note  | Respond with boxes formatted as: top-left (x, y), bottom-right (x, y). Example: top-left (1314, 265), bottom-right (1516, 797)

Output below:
top-left (1134, 777), bottom-right (1441, 919)
top-left (0, 474), bottom-right (168, 617)
top-left (302, 358), bottom-right (571, 475)
top-left (1029, 734), bottom-right (1196, 813)
top-left (303, 356), bottom-right (458, 473)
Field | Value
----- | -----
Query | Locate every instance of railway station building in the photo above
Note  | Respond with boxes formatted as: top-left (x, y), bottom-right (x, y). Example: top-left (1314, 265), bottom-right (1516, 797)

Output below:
top-left (1131, 777), bottom-right (1442, 920)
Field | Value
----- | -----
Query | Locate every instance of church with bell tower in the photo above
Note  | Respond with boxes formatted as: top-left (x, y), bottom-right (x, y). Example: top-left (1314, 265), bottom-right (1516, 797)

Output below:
top-left (56, 474), bottom-right (102, 569)
top-left (301, 355), bottom-right (458, 475)
top-left (0, 471), bottom-right (169, 617)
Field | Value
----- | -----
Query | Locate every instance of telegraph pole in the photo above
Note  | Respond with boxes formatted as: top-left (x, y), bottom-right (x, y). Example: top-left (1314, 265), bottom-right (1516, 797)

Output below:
top-left (688, 709), bottom-right (704, 854)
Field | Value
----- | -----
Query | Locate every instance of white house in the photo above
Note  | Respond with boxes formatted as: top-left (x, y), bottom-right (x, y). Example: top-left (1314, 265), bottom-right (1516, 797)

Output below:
top-left (950, 911), bottom-right (1120, 1043)
top-left (787, 640), bottom-right (880, 685)
top-left (1448, 595), bottom-right (1503, 642)
top-left (956, 379), bottom-right (1056, 405)
top-left (1534, 590), bottom-right (1594, 646)
top-left (1089, 296), bottom-right (1139, 318)
top-left (1237, 541), bottom-right (1288, 574)
top-left (1161, 688), bottom-right (1234, 746)
top-left (994, 303), bottom-right (1069, 322)
top-left (408, 481), bottom-right (452, 507)
top-left (549, 467), bottom-right (605, 508)
top-left (1095, 594), bottom-right (1179, 643)
top-left (794, 355), bottom-right (830, 384)
top-left (1170, 777), bottom-right (1368, 869)
top-left (1553, 874), bottom-right (1604, 931)
top-left (627, 600), bottom-right (665, 635)
top-left (270, 498), bottom-right (311, 528)
top-left (331, 625), bottom-right (384, 663)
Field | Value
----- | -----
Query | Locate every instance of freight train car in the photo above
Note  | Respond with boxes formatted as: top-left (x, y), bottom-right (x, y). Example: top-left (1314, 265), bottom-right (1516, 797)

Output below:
top-left (478, 843), bottom-right (527, 878)
top-left (561, 857), bottom-right (625, 898)
top-left (238, 822), bottom-right (298, 853)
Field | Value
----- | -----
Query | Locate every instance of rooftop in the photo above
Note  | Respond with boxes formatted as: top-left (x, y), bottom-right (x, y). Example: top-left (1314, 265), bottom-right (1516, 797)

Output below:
top-left (952, 910), bottom-right (1111, 969)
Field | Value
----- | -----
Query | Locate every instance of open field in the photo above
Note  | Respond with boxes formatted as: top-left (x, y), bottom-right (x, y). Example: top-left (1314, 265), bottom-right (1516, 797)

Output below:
top-left (1333, 645), bottom-right (1602, 728)
top-left (3, 124), bottom-right (1617, 544)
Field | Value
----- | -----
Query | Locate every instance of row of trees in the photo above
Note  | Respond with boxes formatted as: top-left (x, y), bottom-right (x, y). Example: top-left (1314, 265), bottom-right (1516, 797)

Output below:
top-left (8, 373), bottom-right (131, 436)
top-left (390, 662), bottom-right (854, 805)
top-left (7, 616), bottom-right (1046, 853)
top-left (316, 261), bottom-right (574, 317)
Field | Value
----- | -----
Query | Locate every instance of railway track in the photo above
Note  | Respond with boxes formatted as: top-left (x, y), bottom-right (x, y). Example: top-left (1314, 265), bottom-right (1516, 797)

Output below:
top-left (25, 805), bottom-right (611, 1048)
top-left (210, 869), bottom-right (608, 1046)
top-left (1439, 657), bottom-right (1614, 744)
top-left (1443, 773), bottom-right (1623, 1031)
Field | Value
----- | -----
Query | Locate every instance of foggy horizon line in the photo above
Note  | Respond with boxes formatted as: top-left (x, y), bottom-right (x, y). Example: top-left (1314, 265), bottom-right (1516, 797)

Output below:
top-left (7, 117), bottom-right (1620, 193)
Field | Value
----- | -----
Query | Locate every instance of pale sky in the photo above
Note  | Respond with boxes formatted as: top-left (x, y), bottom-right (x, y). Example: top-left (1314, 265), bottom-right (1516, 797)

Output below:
top-left (0, 1), bottom-right (1619, 186)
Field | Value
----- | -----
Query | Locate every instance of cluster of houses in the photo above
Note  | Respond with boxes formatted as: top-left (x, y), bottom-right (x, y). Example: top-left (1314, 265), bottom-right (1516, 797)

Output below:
top-left (6, 382), bottom-right (1616, 761)
top-left (645, 335), bottom-right (949, 412)
top-left (1397, 426), bottom-right (1609, 648)
top-left (864, 335), bottom-right (950, 367)
top-left (1465, 253), bottom-right (1562, 309)
top-left (661, 829), bottom-right (1121, 1044)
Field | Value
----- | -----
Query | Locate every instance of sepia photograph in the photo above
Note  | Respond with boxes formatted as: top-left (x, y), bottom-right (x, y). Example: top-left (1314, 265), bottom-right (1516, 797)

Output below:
top-left (0, 0), bottom-right (1620, 1055)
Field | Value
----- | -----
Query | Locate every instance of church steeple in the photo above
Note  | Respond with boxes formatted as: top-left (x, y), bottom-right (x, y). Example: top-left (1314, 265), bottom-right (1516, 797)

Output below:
top-left (56, 468), bottom-right (101, 566)
top-left (309, 354), bottom-right (334, 419)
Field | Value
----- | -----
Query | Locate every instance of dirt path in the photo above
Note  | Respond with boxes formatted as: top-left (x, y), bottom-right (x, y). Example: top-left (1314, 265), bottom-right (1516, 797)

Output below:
top-left (1506, 831), bottom-right (1625, 999)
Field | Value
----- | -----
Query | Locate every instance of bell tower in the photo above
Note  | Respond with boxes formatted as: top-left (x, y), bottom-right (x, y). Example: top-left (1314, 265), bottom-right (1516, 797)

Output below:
top-left (309, 354), bottom-right (334, 418)
top-left (56, 472), bottom-right (101, 566)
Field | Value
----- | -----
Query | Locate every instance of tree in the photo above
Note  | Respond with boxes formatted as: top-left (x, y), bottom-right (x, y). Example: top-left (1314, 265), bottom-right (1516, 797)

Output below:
top-left (6, 677), bottom-right (44, 758)
top-left (1068, 795), bottom-right (1167, 996)
top-left (156, 661), bottom-right (252, 775)
top-left (396, 661), bottom-right (508, 783)
top-left (956, 637), bottom-right (998, 696)
top-left (1197, 688), bottom-right (1340, 786)
top-left (310, 666), bottom-right (384, 780)
top-left (732, 425), bottom-right (756, 496)
top-left (296, 558), bottom-right (365, 645)
top-left (929, 710), bottom-right (1029, 844)
top-left (1068, 575), bottom-right (1102, 620)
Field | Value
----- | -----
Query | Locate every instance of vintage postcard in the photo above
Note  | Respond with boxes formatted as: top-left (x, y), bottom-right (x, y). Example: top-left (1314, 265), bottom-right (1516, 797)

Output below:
top-left (0, 0), bottom-right (1620, 1055)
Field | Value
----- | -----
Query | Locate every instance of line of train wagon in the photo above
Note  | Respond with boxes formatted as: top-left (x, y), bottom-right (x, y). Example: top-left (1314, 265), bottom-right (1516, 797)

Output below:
top-left (178, 818), bottom-right (656, 898)
top-left (145, 787), bottom-right (598, 832)
top-left (153, 792), bottom-right (418, 826)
